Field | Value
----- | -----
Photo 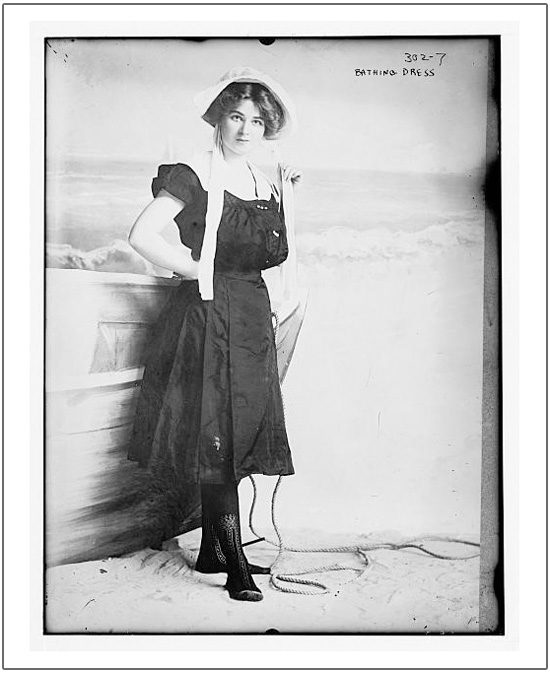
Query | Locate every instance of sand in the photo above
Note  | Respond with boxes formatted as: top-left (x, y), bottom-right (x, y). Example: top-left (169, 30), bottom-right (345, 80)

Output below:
top-left (46, 528), bottom-right (480, 634)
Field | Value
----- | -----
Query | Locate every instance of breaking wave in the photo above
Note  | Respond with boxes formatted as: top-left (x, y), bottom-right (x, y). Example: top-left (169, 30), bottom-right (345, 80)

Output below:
top-left (297, 219), bottom-right (483, 265)
top-left (46, 219), bottom-right (483, 275)
top-left (46, 239), bottom-right (163, 275)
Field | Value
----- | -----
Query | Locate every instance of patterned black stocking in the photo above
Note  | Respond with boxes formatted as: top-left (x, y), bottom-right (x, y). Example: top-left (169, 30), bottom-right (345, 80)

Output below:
top-left (196, 483), bottom-right (264, 601)
top-left (196, 483), bottom-right (270, 575)
top-left (195, 508), bottom-right (226, 571)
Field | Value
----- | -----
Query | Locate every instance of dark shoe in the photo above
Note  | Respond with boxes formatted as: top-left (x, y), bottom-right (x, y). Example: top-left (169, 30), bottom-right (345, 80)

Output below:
top-left (225, 576), bottom-right (264, 602)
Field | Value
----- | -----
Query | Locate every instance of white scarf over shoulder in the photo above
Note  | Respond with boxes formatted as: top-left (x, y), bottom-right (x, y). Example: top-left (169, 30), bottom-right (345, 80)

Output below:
top-left (184, 130), bottom-right (297, 303)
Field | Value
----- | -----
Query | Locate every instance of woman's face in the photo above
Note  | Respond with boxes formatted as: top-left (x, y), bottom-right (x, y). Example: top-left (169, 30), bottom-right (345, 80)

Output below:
top-left (219, 98), bottom-right (265, 159)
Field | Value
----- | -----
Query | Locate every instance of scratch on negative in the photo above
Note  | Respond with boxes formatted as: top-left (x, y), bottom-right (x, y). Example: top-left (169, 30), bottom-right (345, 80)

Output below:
top-left (387, 588), bottom-right (401, 604)
top-left (365, 366), bottom-right (372, 389)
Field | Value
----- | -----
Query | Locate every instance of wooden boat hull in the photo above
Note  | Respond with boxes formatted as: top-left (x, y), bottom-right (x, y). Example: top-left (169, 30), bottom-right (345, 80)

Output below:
top-left (46, 269), bottom-right (307, 567)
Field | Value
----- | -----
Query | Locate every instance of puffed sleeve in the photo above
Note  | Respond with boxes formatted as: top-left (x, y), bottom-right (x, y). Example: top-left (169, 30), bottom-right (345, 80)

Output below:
top-left (151, 163), bottom-right (200, 204)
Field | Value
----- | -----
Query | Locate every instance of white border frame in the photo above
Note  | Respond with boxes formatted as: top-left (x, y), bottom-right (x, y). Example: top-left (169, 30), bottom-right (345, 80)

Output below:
top-left (3, 3), bottom-right (546, 669)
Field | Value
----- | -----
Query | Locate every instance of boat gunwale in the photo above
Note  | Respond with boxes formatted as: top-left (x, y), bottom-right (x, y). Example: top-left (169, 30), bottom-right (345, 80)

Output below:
top-left (46, 268), bottom-right (180, 287)
top-left (46, 289), bottom-right (308, 393)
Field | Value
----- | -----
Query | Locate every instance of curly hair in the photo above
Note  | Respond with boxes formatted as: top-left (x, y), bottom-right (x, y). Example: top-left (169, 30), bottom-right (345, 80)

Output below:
top-left (203, 82), bottom-right (285, 139)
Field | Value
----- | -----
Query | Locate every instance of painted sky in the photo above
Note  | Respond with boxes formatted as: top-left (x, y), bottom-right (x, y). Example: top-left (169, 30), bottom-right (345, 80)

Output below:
top-left (46, 37), bottom-right (489, 173)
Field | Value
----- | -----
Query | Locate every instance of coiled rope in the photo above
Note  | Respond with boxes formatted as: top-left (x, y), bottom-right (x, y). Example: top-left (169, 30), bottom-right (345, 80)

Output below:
top-left (266, 308), bottom-right (480, 594)
top-left (254, 310), bottom-right (481, 593)
top-left (246, 475), bottom-right (480, 595)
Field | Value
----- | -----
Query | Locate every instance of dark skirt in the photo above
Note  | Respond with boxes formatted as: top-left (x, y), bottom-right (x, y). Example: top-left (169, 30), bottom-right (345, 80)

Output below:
top-left (129, 271), bottom-right (294, 488)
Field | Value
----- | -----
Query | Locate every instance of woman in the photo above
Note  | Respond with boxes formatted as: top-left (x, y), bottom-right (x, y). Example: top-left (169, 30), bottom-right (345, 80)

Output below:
top-left (128, 67), bottom-right (301, 602)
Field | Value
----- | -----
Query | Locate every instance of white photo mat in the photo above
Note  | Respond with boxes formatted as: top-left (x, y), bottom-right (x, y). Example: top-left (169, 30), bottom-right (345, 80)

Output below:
top-left (3, 2), bottom-right (546, 669)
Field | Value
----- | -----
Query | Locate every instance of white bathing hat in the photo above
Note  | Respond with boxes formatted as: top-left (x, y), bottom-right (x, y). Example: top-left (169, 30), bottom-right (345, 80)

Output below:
top-left (194, 66), bottom-right (297, 137)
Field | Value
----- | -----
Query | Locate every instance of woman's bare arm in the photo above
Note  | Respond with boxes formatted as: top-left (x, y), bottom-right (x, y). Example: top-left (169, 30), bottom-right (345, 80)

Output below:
top-left (128, 190), bottom-right (199, 279)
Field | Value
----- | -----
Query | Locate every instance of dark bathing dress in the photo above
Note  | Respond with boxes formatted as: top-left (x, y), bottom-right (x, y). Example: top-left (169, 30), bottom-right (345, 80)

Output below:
top-left (128, 163), bottom-right (294, 538)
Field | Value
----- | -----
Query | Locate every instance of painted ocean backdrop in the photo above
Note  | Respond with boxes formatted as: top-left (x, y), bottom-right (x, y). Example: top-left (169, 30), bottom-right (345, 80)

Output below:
top-left (46, 156), bottom-right (485, 275)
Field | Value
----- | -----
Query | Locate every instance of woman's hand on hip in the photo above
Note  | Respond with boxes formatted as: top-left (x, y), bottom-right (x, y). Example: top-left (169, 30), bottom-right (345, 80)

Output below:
top-left (128, 192), bottom-right (199, 279)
